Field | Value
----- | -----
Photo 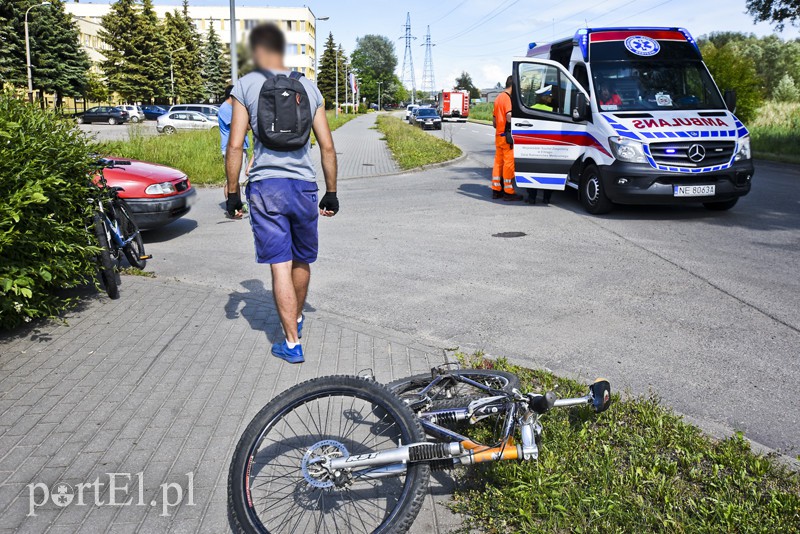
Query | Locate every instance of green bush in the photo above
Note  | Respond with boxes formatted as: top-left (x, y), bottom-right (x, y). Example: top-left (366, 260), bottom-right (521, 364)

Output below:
top-left (0, 93), bottom-right (97, 329)
top-left (357, 103), bottom-right (367, 114)
top-left (701, 42), bottom-right (761, 123)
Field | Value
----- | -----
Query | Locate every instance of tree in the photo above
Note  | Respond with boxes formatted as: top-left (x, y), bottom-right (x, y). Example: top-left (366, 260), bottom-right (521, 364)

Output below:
top-left (454, 71), bottom-right (480, 99)
top-left (85, 72), bottom-right (109, 103)
top-left (162, 6), bottom-right (203, 103)
top-left (201, 21), bottom-right (227, 102)
top-left (773, 74), bottom-right (800, 102)
top-left (0, 0), bottom-right (89, 106)
top-left (317, 32), bottom-right (338, 109)
top-left (350, 34), bottom-right (397, 106)
top-left (746, 0), bottom-right (800, 29)
top-left (135, 0), bottom-right (170, 102)
top-left (700, 41), bottom-right (761, 122)
top-left (100, 0), bottom-right (148, 101)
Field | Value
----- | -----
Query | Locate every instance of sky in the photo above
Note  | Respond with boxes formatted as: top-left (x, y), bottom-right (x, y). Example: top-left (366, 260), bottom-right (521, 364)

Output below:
top-left (144, 0), bottom-right (800, 89)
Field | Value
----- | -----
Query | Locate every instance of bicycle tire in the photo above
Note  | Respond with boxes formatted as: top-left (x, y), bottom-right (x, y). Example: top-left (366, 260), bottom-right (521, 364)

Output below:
top-left (228, 375), bottom-right (430, 534)
top-left (388, 369), bottom-right (520, 411)
top-left (115, 199), bottom-right (146, 269)
top-left (93, 214), bottom-right (119, 299)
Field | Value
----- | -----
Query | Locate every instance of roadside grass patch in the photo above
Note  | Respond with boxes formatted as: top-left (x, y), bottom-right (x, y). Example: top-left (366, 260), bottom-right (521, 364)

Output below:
top-left (375, 116), bottom-right (462, 169)
top-left (449, 353), bottom-right (800, 533)
top-left (750, 102), bottom-right (800, 164)
top-left (119, 267), bottom-right (155, 278)
top-left (99, 111), bottom-right (355, 186)
top-left (470, 102), bottom-right (493, 122)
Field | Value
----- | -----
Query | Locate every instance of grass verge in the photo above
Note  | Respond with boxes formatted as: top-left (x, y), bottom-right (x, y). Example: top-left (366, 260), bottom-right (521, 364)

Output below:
top-left (449, 353), bottom-right (800, 533)
top-left (470, 102), bottom-right (493, 122)
top-left (119, 267), bottom-right (155, 278)
top-left (375, 115), bottom-right (462, 170)
top-left (99, 111), bottom-right (356, 186)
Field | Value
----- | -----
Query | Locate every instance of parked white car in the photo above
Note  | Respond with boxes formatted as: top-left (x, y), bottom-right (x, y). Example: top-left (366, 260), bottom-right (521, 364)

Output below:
top-left (156, 111), bottom-right (219, 134)
top-left (405, 104), bottom-right (418, 120)
top-left (116, 105), bottom-right (145, 123)
top-left (168, 104), bottom-right (220, 118)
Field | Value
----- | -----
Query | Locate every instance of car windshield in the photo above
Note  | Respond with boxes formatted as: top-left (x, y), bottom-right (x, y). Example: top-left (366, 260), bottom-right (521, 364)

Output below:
top-left (591, 61), bottom-right (726, 112)
top-left (416, 109), bottom-right (437, 117)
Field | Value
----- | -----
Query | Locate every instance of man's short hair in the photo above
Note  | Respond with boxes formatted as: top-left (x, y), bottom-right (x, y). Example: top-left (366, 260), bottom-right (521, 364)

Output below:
top-left (223, 85), bottom-right (234, 101)
top-left (505, 75), bottom-right (513, 88)
top-left (249, 22), bottom-right (286, 54)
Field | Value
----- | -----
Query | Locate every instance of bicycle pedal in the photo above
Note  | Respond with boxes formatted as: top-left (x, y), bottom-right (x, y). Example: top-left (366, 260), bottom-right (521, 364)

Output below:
top-left (139, 255), bottom-right (153, 260)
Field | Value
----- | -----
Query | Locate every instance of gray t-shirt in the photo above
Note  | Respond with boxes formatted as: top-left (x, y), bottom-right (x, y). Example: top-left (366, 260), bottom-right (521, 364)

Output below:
top-left (231, 70), bottom-right (323, 183)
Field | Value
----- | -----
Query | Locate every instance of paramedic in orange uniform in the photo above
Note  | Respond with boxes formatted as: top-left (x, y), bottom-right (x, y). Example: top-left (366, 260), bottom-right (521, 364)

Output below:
top-left (492, 76), bottom-right (523, 201)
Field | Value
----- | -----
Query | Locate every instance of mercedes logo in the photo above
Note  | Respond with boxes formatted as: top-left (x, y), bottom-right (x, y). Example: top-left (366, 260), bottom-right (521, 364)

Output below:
top-left (687, 144), bottom-right (706, 163)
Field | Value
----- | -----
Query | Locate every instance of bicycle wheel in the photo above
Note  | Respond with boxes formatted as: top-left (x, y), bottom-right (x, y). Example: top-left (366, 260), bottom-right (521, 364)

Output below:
top-left (228, 376), bottom-right (430, 534)
top-left (93, 214), bottom-right (119, 300)
top-left (388, 369), bottom-right (520, 411)
top-left (114, 199), bottom-right (146, 269)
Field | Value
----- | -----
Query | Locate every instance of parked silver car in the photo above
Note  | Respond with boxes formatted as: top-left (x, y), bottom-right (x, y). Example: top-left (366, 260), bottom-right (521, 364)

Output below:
top-left (168, 104), bottom-right (220, 118)
top-left (116, 105), bottom-right (145, 123)
top-left (156, 111), bottom-right (219, 134)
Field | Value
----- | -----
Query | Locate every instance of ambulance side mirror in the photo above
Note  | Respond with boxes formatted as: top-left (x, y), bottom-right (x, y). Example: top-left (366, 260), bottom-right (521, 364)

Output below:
top-left (724, 90), bottom-right (737, 112)
top-left (572, 93), bottom-right (590, 122)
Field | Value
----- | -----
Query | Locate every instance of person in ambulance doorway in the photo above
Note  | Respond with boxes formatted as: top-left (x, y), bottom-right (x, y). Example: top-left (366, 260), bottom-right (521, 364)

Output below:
top-left (598, 82), bottom-right (622, 108)
top-left (491, 76), bottom-right (523, 201)
top-left (527, 86), bottom-right (554, 205)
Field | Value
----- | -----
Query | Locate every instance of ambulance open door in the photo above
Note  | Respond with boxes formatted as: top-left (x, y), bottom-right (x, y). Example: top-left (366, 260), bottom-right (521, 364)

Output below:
top-left (511, 58), bottom-right (592, 190)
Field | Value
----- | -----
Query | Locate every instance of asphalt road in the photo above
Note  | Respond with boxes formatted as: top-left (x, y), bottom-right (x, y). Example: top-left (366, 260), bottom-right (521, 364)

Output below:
top-left (79, 121), bottom-right (158, 143)
top-left (141, 120), bottom-right (800, 457)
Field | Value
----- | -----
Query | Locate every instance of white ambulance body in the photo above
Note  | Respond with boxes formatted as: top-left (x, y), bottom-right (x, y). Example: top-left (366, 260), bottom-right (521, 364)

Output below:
top-left (511, 27), bottom-right (754, 214)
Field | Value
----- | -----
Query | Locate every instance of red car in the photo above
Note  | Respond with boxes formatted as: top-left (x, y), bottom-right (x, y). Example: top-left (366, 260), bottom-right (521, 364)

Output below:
top-left (101, 158), bottom-right (197, 230)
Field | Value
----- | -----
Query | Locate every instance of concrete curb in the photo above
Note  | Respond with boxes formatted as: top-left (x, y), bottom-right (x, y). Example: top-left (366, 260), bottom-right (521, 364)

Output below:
top-left (339, 149), bottom-right (469, 182)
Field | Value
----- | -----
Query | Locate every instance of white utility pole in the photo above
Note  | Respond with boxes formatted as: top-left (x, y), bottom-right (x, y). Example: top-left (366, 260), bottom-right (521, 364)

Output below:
top-left (229, 0), bottom-right (237, 83)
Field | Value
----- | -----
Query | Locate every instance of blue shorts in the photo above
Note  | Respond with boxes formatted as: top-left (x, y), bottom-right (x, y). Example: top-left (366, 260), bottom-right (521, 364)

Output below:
top-left (245, 178), bottom-right (319, 264)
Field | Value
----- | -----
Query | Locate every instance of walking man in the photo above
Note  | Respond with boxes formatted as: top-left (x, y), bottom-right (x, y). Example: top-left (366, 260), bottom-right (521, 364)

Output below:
top-left (226, 23), bottom-right (339, 364)
top-left (491, 75), bottom-right (522, 201)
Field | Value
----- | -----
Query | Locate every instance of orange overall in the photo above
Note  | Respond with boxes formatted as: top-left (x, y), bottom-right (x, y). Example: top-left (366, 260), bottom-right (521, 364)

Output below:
top-left (492, 91), bottom-right (516, 195)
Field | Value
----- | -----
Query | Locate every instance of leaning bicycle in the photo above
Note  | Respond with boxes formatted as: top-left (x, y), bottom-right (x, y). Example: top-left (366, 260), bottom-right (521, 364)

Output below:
top-left (90, 158), bottom-right (149, 299)
top-left (227, 367), bottom-right (611, 533)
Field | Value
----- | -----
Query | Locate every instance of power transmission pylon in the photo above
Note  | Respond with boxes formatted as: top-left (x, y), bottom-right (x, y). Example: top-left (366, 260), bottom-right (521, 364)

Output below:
top-left (420, 25), bottom-right (436, 102)
top-left (399, 12), bottom-right (417, 104)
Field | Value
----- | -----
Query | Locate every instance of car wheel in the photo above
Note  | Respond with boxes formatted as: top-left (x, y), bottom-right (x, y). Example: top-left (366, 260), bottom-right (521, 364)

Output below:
top-left (108, 117), bottom-right (117, 125)
top-left (163, 125), bottom-right (176, 135)
top-left (703, 198), bottom-right (738, 211)
top-left (76, 116), bottom-right (84, 124)
top-left (580, 164), bottom-right (613, 215)
top-left (131, 116), bottom-right (140, 123)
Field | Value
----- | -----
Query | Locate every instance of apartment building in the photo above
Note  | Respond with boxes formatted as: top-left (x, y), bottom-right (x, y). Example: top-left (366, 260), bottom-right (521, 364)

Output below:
top-left (65, 3), bottom-right (319, 80)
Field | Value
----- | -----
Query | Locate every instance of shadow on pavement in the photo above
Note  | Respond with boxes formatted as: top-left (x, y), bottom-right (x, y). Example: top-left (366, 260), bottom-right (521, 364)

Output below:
top-left (142, 218), bottom-right (199, 243)
top-left (225, 279), bottom-right (317, 345)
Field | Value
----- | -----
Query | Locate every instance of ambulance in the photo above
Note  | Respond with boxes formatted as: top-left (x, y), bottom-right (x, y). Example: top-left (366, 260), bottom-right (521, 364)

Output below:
top-left (511, 27), bottom-right (754, 214)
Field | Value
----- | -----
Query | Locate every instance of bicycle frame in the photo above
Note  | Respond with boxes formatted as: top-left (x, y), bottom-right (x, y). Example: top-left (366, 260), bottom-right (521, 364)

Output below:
top-left (324, 375), bottom-right (609, 481)
top-left (95, 197), bottom-right (138, 251)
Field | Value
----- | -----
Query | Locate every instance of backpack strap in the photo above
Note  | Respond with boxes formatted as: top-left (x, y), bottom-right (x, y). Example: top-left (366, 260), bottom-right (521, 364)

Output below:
top-left (289, 71), bottom-right (304, 80)
top-left (257, 69), bottom-right (276, 79)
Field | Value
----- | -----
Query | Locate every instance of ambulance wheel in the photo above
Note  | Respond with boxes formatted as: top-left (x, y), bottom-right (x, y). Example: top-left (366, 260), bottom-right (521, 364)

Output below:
top-left (703, 198), bottom-right (738, 211)
top-left (580, 164), bottom-right (613, 215)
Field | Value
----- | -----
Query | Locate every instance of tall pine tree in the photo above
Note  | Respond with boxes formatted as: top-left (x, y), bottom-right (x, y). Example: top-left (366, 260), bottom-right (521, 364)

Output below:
top-left (100, 0), bottom-right (148, 101)
top-left (317, 32), bottom-right (337, 109)
top-left (135, 0), bottom-right (169, 102)
top-left (0, 0), bottom-right (89, 105)
top-left (201, 20), bottom-right (227, 102)
top-left (162, 1), bottom-right (203, 103)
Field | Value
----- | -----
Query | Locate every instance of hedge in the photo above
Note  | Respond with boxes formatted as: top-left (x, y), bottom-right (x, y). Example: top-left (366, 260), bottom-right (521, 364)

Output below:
top-left (0, 93), bottom-right (98, 329)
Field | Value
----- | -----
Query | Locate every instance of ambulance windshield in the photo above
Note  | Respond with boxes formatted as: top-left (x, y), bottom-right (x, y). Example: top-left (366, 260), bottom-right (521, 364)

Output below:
top-left (591, 61), bottom-right (726, 112)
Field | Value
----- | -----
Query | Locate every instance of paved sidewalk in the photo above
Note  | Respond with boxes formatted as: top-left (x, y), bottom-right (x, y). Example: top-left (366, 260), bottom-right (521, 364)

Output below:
top-left (0, 277), bottom-right (464, 533)
top-left (312, 113), bottom-right (399, 179)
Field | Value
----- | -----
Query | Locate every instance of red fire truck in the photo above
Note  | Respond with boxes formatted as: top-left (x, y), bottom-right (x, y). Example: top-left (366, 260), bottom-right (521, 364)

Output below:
top-left (438, 90), bottom-right (470, 121)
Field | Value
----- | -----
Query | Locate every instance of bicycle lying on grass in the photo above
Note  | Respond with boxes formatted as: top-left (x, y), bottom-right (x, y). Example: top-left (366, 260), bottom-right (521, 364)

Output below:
top-left (90, 158), bottom-right (149, 299)
top-left (228, 367), bottom-right (612, 533)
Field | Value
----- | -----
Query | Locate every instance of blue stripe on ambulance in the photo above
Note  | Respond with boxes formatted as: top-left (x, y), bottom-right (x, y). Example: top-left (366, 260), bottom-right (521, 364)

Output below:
top-left (515, 175), bottom-right (568, 186)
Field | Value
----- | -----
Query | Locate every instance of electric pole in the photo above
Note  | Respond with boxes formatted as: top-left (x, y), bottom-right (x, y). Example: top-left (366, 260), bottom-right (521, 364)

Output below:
top-left (399, 12), bottom-right (417, 105)
top-left (420, 25), bottom-right (436, 102)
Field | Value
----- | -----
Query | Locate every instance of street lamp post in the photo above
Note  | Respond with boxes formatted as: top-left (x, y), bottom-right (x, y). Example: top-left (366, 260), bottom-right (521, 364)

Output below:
top-left (335, 57), bottom-right (339, 118)
top-left (313, 15), bottom-right (329, 81)
top-left (377, 81), bottom-right (383, 111)
top-left (25, 1), bottom-right (50, 103)
top-left (169, 46), bottom-right (187, 105)
top-left (229, 0), bottom-right (237, 84)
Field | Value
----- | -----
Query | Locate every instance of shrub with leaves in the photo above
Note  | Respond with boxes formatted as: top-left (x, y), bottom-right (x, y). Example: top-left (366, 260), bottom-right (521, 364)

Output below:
top-left (0, 92), bottom-right (97, 329)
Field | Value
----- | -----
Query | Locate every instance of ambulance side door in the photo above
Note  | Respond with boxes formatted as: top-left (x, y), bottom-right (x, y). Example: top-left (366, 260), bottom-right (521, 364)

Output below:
top-left (511, 58), bottom-right (591, 190)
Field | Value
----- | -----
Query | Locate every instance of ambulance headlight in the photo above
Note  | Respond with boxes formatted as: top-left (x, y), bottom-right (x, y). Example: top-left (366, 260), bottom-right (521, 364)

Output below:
top-left (735, 136), bottom-right (751, 161)
top-left (609, 137), bottom-right (648, 164)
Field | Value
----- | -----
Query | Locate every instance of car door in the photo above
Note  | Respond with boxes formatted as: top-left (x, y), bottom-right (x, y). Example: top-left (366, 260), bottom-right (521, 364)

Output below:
top-left (186, 113), bottom-right (204, 129)
top-left (511, 58), bottom-right (591, 190)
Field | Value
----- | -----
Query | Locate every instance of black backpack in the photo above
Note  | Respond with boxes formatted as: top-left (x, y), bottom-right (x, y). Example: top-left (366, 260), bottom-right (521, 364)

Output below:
top-left (255, 70), bottom-right (312, 151)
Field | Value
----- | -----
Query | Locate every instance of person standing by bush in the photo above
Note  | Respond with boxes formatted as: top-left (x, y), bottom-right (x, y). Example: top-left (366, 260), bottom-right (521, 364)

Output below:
top-left (225, 23), bottom-right (339, 364)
